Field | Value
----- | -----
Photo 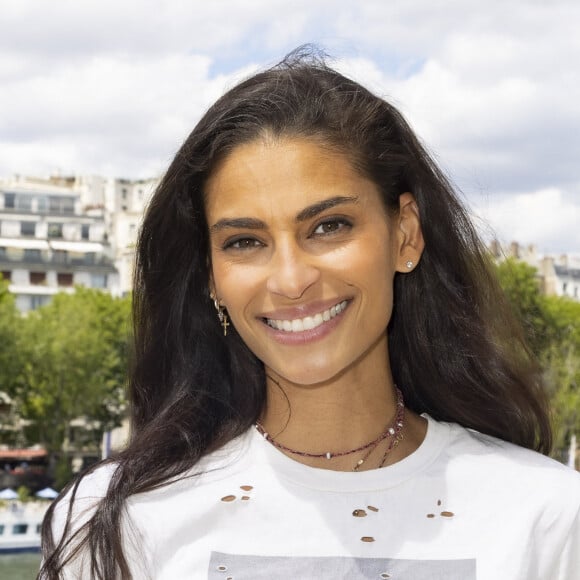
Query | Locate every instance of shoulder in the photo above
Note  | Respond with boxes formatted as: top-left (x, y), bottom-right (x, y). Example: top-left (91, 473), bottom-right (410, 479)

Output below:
top-left (60, 461), bottom-right (117, 505)
top-left (448, 418), bottom-right (578, 474)
top-left (50, 461), bottom-right (117, 540)
top-left (431, 416), bottom-right (580, 510)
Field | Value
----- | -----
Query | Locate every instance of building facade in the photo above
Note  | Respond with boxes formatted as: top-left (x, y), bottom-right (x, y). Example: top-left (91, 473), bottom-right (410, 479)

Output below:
top-left (42, 174), bottom-right (158, 295)
top-left (0, 177), bottom-right (119, 312)
top-left (103, 177), bottom-right (158, 295)
top-left (490, 240), bottom-right (580, 301)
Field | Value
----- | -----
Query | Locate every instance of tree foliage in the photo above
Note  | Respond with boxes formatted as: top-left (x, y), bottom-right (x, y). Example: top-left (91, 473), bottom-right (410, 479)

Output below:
top-left (15, 288), bottom-right (131, 455)
top-left (496, 259), bottom-right (580, 456)
top-left (0, 274), bottom-right (20, 399)
top-left (542, 296), bottom-right (580, 454)
top-left (495, 259), bottom-right (551, 356)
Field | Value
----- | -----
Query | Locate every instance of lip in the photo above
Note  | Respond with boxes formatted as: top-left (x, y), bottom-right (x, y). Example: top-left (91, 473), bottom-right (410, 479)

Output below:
top-left (259, 298), bottom-right (352, 345)
top-left (259, 298), bottom-right (351, 321)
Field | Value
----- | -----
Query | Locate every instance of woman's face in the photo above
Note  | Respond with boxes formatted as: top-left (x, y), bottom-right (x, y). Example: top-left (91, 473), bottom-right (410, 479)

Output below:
top-left (205, 137), bottom-right (420, 386)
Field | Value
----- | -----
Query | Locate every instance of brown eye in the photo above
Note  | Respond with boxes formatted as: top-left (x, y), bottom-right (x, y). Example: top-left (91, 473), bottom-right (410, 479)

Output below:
top-left (223, 237), bottom-right (262, 250)
top-left (312, 218), bottom-right (352, 236)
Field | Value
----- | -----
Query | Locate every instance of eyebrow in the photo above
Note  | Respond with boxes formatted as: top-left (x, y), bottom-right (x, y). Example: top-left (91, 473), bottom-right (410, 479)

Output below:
top-left (295, 195), bottom-right (359, 221)
top-left (210, 195), bottom-right (359, 233)
top-left (210, 217), bottom-right (266, 232)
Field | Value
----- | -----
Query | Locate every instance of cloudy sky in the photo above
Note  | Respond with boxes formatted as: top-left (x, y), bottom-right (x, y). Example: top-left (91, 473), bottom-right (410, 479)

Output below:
top-left (1, 0), bottom-right (579, 252)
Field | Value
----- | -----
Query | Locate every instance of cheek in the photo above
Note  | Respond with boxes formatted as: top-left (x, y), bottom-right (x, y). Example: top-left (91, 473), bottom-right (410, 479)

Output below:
top-left (340, 237), bottom-right (396, 288)
top-left (211, 260), bottom-right (261, 310)
top-left (344, 243), bottom-right (397, 321)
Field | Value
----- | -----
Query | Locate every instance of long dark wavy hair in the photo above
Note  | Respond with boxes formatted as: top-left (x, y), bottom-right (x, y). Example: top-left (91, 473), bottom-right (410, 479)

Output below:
top-left (39, 47), bottom-right (552, 579)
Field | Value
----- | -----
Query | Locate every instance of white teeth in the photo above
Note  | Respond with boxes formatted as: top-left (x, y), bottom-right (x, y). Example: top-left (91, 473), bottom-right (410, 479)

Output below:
top-left (266, 300), bottom-right (348, 333)
top-left (291, 319), bottom-right (303, 332)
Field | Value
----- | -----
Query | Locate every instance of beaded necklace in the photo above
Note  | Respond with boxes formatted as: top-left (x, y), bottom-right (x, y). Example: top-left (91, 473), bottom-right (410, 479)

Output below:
top-left (255, 388), bottom-right (405, 471)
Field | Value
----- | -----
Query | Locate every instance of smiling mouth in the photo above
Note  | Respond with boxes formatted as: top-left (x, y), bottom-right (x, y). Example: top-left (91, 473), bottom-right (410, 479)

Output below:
top-left (264, 300), bottom-right (349, 332)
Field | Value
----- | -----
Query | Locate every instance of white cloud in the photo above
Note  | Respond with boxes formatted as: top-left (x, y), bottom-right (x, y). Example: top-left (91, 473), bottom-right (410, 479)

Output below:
top-left (0, 0), bottom-right (578, 249)
top-left (472, 188), bottom-right (580, 253)
top-left (0, 53), bottom-right (217, 177)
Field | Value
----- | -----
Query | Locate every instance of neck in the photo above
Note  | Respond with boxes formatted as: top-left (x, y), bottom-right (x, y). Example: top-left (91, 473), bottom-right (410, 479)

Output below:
top-left (259, 373), bottom-right (426, 471)
top-left (257, 387), bottom-right (405, 468)
top-left (263, 373), bottom-right (396, 435)
top-left (259, 337), bottom-right (418, 470)
top-left (258, 334), bottom-right (428, 471)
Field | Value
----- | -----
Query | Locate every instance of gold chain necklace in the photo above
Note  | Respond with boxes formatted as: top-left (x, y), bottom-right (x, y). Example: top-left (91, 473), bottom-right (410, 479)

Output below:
top-left (255, 388), bottom-right (405, 471)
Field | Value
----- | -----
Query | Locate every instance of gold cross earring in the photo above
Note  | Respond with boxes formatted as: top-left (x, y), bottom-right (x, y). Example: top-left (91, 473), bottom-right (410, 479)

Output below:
top-left (213, 298), bottom-right (230, 336)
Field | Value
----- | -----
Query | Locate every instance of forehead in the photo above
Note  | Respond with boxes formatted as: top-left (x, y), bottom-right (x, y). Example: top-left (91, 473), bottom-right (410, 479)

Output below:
top-left (204, 137), bottom-right (381, 221)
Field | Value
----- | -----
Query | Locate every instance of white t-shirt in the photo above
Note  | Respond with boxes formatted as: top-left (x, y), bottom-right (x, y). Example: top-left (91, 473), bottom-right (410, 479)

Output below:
top-left (54, 416), bottom-right (580, 579)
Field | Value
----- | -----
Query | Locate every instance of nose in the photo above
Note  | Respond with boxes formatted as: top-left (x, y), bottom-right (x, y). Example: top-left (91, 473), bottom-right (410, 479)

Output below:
top-left (266, 242), bottom-right (320, 299)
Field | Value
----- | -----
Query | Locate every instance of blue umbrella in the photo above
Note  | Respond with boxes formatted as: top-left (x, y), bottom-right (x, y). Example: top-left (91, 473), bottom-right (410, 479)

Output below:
top-left (35, 487), bottom-right (58, 499)
top-left (0, 487), bottom-right (19, 500)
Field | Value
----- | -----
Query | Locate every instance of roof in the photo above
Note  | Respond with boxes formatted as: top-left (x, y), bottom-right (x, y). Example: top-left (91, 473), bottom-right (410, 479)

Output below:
top-left (554, 265), bottom-right (580, 280)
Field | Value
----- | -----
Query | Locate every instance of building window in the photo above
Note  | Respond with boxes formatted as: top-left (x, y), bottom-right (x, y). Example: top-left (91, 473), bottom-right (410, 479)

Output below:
top-left (30, 272), bottom-right (46, 285)
top-left (12, 524), bottom-right (28, 535)
top-left (49, 196), bottom-right (75, 214)
top-left (47, 223), bottom-right (63, 238)
top-left (16, 196), bottom-right (32, 211)
top-left (91, 273), bottom-right (107, 289)
top-left (36, 524), bottom-right (42, 534)
top-left (30, 295), bottom-right (50, 309)
top-left (121, 188), bottom-right (128, 200)
top-left (20, 221), bottom-right (36, 236)
top-left (53, 250), bottom-right (67, 263)
top-left (84, 252), bottom-right (96, 265)
top-left (1, 271), bottom-right (11, 282)
top-left (0, 247), bottom-right (6, 260)
top-left (23, 249), bottom-right (41, 262)
top-left (4, 193), bottom-right (15, 208)
top-left (57, 273), bottom-right (73, 287)
top-left (81, 224), bottom-right (90, 240)
top-left (0, 524), bottom-right (5, 535)
top-left (49, 197), bottom-right (60, 213)
top-left (37, 196), bottom-right (48, 212)
top-left (63, 198), bottom-right (74, 213)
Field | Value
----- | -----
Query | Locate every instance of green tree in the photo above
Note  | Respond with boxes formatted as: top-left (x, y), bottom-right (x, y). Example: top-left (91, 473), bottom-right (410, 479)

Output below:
top-left (542, 296), bottom-right (580, 454)
top-left (495, 258), bottom-right (552, 356)
top-left (17, 288), bottom-right (131, 461)
top-left (0, 274), bottom-right (21, 398)
top-left (0, 274), bottom-right (23, 446)
top-left (495, 259), bottom-right (580, 457)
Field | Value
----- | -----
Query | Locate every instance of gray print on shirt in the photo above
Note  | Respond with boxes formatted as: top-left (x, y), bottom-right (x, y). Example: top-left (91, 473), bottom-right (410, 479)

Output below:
top-left (208, 551), bottom-right (476, 579)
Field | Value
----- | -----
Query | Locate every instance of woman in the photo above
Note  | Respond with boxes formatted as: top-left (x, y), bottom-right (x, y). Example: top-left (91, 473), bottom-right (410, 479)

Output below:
top-left (40, 49), bottom-right (580, 579)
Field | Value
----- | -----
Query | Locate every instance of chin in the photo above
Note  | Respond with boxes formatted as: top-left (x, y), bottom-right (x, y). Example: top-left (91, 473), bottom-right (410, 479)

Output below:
top-left (266, 359), bottom-right (348, 388)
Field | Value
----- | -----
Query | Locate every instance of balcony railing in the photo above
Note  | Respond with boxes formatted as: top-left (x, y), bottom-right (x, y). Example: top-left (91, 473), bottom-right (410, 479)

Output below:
top-left (0, 206), bottom-right (77, 217)
top-left (0, 252), bottom-right (115, 269)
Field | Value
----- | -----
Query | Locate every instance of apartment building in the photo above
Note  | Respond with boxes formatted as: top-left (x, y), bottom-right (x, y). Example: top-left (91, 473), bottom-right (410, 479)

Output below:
top-left (104, 177), bottom-right (158, 294)
top-left (490, 240), bottom-right (580, 301)
top-left (0, 177), bottom-right (119, 312)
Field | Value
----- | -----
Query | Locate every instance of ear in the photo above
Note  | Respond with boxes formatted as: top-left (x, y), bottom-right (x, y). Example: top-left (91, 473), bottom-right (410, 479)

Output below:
top-left (394, 192), bottom-right (425, 273)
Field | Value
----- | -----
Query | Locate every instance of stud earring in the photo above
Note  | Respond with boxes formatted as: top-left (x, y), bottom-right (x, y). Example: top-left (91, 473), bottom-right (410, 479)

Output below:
top-left (406, 260), bottom-right (414, 269)
top-left (213, 297), bottom-right (230, 336)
